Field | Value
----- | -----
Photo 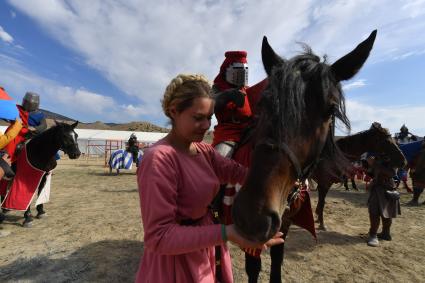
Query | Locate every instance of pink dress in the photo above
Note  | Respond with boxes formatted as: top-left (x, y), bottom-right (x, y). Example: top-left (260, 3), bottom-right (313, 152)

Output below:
top-left (135, 140), bottom-right (247, 283)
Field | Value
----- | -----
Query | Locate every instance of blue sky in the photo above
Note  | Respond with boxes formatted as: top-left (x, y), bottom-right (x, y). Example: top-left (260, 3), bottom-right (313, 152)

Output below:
top-left (0, 0), bottom-right (424, 136)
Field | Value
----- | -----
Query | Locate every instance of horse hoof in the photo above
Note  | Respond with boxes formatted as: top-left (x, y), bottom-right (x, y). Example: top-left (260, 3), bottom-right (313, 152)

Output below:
top-left (0, 213), bottom-right (5, 224)
top-left (318, 225), bottom-right (327, 231)
top-left (23, 221), bottom-right (33, 228)
top-left (36, 212), bottom-right (47, 219)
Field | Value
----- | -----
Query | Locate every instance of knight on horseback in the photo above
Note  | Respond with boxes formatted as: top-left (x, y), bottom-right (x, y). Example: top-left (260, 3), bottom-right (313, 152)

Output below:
top-left (212, 51), bottom-right (251, 158)
top-left (1, 91), bottom-right (50, 225)
top-left (394, 124), bottom-right (417, 145)
top-left (127, 133), bottom-right (140, 166)
top-left (394, 124), bottom-right (417, 193)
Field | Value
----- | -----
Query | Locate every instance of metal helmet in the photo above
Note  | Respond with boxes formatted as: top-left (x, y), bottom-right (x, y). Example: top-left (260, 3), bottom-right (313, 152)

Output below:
top-left (225, 62), bottom-right (248, 87)
top-left (22, 92), bottom-right (40, 112)
top-left (400, 124), bottom-right (408, 133)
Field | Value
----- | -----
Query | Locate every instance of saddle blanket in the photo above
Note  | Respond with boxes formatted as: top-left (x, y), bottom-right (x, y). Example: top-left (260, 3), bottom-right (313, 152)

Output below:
top-left (109, 149), bottom-right (143, 170)
top-left (1, 146), bottom-right (45, 211)
top-left (400, 140), bottom-right (423, 164)
top-left (35, 172), bottom-right (52, 206)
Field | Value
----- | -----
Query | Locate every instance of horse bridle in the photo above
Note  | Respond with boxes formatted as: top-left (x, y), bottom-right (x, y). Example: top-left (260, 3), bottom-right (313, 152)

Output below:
top-left (258, 120), bottom-right (333, 180)
top-left (60, 130), bottom-right (79, 155)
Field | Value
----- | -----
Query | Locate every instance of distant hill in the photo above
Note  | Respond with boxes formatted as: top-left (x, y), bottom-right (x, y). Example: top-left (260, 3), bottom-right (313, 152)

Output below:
top-left (0, 108), bottom-right (170, 133)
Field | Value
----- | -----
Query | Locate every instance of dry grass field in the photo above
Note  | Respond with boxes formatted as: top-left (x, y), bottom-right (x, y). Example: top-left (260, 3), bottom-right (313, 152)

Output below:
top-left (0, 159), bottom-right (424, 282)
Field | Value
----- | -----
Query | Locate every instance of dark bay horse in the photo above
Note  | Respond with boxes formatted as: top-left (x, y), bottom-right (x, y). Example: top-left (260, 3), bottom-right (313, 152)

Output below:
top-left (0, 121), bottom-right (81, 227)
top-left (401, 139), bottom-right (425, 205)
top-left (314, 122), bottom-right (407, 230)
top-left (232, 30), bottom-right (377, 282)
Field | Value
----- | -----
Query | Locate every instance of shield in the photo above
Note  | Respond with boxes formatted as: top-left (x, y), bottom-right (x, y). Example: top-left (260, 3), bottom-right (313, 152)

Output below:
top-left (0, 87), bottom-right (18, 121)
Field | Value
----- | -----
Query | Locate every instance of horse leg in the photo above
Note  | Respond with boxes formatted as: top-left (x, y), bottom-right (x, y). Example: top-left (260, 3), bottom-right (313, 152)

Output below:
top-left (269, 219), bottom-right (290, 283)
top-left (343, 175), bottom-right (349, 190)
top-left (35, 174), bottom-right (47, 218)
top-left (245, 253), bottom-right (261, 283)
top-left (315, 185), bottom-right (329, 230)
top-left (23, 207), bottom-right (33, 227)
top-left (36, 204), bottom-right (46, 218)
top-left (116, 169), bottom-right (120, 175)
top-left (270, 243), bottom-right (284, 283)
top-left (1, 195), bottom-right (8, 214)
top-left (351, 178), bottom-right (358, 190)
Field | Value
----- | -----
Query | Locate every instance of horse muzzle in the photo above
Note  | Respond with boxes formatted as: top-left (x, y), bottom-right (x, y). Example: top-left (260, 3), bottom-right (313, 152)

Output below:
top-left (232, 192), bottom-right (282, 242)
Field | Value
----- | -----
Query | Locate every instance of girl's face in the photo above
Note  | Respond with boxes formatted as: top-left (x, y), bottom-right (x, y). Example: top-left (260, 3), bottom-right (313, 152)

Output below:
top-left (170, 97), bottom-right (214, 143)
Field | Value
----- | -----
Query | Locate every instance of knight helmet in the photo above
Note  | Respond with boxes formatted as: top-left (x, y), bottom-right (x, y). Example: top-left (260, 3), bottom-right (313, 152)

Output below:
top-left (22, 91), bottom-right (40, 112)
top-left (218, 51), bottom-right (248, 88)
top-left (400, 124), bottom-right (408, 134)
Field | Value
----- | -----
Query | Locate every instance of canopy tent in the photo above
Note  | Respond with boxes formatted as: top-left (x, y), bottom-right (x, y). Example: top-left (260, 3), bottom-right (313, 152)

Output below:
top-left (0, 126), bottom-right (168, 157)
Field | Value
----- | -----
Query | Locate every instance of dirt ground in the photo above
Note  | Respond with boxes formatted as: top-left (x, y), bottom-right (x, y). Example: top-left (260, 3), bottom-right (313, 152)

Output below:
top-left (0, 159), bottom-right (424, 282)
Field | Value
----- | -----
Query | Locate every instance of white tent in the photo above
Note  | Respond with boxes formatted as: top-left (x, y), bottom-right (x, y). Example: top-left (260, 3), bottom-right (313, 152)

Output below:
top-left (0, 126), bottom-right (167, 157)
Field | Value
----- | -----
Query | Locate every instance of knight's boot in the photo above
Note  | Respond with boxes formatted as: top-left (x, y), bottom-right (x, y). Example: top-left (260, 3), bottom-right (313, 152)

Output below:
top-left (367, 214), bottom-right (380, 247)
top-left (407, 187), bottom-right (423, 206)
top-left (377, 217), bottom-right (392, 241)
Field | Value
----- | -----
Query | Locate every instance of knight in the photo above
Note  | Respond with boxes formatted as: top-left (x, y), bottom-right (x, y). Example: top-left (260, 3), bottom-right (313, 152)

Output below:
top-left (394, 124), bottom-right (417, 145)
top-left (23, 92), bottom-right (47, 138)
top-left (127, 133), bottom-right (140, 166)
top-left (212, 51), bottom-right (251, 158)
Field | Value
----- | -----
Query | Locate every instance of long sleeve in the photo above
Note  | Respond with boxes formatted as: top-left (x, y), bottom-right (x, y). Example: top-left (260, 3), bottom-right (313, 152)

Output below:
top-left (0, 120), bottom-right (23, 149)
top-left (137, 149), bottom-right (224, 255)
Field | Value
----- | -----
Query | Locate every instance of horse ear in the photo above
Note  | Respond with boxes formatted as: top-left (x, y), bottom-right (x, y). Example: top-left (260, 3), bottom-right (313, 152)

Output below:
top-left (71, 121), bottom-right (79, 129)
top-left (331, 30), bottom-right (377, 82)
top-left (371, 121), bottom-right (381, 129)
top-left (262, 36), bottom-right (284, 76)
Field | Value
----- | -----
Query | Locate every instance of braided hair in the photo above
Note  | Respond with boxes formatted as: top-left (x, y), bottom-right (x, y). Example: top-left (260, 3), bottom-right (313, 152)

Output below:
top-left (161, 74), bottom-right (212, 120)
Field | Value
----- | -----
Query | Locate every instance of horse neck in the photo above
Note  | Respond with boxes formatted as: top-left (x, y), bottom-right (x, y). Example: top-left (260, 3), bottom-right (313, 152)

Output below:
top-left (336, 131), bottom-right (373, 159)
top-left (27, 128), bottom-right (61, 167)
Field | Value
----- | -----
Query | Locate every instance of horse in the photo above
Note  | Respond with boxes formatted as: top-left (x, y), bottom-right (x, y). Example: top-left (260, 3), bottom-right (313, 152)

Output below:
top-left (231, 30), bottom-right (377, 283)
top-left (314, 122), bottom-right (406, 230)
top-left (108, 148), bottom-right (143, 175)
top-left (400, 139), bottom-right (425, 205)
top-left (0, 121), bottom-right (81, 227)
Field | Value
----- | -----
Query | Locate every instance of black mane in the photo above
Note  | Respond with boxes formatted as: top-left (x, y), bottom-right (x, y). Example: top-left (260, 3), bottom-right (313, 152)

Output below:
top-left (255, 47), bottom-right (350, 171)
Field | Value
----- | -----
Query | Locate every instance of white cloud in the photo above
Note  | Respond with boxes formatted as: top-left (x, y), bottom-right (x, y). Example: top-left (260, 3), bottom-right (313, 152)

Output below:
top-left (340, 99), bottom-right (425, 137)
top-left (0, 54), bottom-right (158, 123)
top-left (3, 0), bottom-right (425, 127)
top-left (342, 79), bottom-right (366, 91)
top-left (0, 26), bottom-right (14, 43)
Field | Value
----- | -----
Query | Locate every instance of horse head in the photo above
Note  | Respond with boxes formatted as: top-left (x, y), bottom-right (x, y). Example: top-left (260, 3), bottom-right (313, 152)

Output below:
top-left (367, 122), bottom-right (406, 167)
top-left (231, 30), bottom-right (377, 242)
top-left (55, 120), bottom-right (81, 159)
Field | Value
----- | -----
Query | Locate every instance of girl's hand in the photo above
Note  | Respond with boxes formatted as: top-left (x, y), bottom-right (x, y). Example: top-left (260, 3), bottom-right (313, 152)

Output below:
top-left (225, 224), bottom-right (284, 251)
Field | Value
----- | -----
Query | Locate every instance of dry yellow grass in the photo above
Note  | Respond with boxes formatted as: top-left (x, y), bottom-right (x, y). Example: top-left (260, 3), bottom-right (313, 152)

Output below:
top-left (0, 159), bottom-right (424, 282)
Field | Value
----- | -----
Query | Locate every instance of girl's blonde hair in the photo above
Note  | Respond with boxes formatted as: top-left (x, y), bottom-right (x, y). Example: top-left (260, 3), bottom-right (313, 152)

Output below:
top-left (161, 74), bottom-right (212, 119)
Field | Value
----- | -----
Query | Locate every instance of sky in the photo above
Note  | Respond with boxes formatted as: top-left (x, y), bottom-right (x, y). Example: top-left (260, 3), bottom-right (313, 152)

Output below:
top-left (0, 0), bottom-right (424, 136)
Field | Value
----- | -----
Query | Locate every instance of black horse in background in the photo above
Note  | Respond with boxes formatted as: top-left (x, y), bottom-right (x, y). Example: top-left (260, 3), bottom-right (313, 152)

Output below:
top-left (0, 121), bottom-right (81, 227)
